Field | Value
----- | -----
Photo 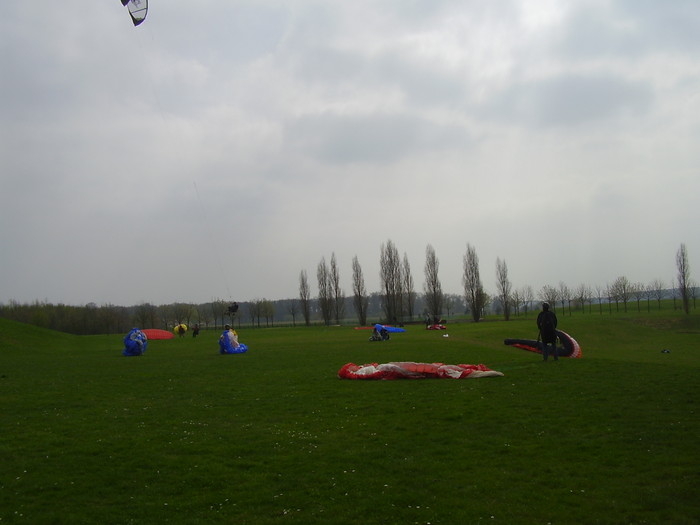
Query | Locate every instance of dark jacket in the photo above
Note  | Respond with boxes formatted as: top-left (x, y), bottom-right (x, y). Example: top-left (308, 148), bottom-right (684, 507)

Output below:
top-left (537, 310), bottom-right (558, 343)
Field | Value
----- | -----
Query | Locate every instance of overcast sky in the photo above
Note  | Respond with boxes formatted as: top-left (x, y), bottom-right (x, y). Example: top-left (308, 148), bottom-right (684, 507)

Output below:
top-left (1, 1), bottom-right (698, 307)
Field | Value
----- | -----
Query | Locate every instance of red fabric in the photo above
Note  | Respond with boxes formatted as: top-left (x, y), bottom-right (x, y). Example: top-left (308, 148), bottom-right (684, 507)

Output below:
top-left (141, 329), bottom-right (175, 340)
top-left (338, 362), bottom-right (501, 380)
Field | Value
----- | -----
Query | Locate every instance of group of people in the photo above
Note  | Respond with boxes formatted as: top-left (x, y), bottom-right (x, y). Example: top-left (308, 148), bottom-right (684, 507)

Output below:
top-left (369, 325), bottom-right (390, 341)
top-left (123, 324), bottom-right (246, 356)
top-left (125, 304), bottom-right (559, 360)
top-left (220, 325), bottom-right (241, 348)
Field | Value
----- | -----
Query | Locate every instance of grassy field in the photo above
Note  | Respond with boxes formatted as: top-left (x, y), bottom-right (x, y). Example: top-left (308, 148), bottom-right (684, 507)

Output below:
top-left (1, 311), bottom-right (698, 524)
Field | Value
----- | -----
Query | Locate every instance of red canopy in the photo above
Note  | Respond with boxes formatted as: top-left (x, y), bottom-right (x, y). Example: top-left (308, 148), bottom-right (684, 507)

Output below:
top-left (141, 329), bottom-right (174, 340)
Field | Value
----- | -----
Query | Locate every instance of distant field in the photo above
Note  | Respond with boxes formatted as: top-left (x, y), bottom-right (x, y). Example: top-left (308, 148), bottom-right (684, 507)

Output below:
top-left (1, 312), bottom-right (698, 524)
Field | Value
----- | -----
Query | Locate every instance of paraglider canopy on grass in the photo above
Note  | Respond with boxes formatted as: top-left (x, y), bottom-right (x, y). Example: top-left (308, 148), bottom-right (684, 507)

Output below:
top-left (141, 329), bottom-right (173, 340)
top-left (219, 327), bottom-right (248, 354)
top-left (338, 362), bottom-right (503, 380)
top-left (374, 324), bottom-right (406, 333)
top-left (504, 330), bottom-right (582, 358)
top-left (123, 328), bottom-right (147, 356)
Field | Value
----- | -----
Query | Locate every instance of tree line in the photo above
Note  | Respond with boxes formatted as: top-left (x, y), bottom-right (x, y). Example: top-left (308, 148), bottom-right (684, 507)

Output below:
top-left (295, 241), bottom-right (696, 326)
top-left (1, 244), bottom-right (695, 335)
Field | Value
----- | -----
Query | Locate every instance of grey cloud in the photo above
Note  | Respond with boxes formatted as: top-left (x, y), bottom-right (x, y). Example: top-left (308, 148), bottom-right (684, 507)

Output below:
top-left (560, 0), bottom-right (700, 60)
top-left (286, 112), bottom-right (470, 164)
top-left (376, 53), bottom-right (468, 107)
top-left (480, 74), bottom-right (652, 128)
top-left (154, 4), bottom-right (290, 65)
top-left (289, 45), bottom-right (468, 113)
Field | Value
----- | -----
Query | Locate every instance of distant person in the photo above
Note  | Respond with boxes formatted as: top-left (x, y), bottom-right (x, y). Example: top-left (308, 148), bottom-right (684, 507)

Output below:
top-left (192, 324), bottom-right (200, 338)
top-left (177, 325), bottom-right (186, 338)
top-left (123, 328), bottom-right (147, 356)
top-left (221, 325), bottom-right (240, 349)
top-left (537, 302), bottom-right (558, 361)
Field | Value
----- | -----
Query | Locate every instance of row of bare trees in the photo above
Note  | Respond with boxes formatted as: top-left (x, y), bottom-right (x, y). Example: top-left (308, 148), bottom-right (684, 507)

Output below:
top-left (298, 241), bottom-right (491, 325)
top-left (2, 244), bottom-right (693, 334)
top-left (298, 241), bottom-right (695, 326)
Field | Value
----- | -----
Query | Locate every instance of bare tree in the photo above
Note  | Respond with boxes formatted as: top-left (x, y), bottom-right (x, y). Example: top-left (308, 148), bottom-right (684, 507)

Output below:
top-left (286, 298), bottom-right (300, 326)
top-left (402, 253), bottom-right (416, 321)
top-left (210, 299), bottom-right (228, 329)
top-left (173, 302), bottom-right (192, 327)
top-left (676, 243), bottom-right (691, 314)
top-left (330, 253), bottom-right (345, 324)
top-left (631, 282), bottom-right (645, 312)
top-left (610, 276), bottom-right (632, 313)
top-left (135, 302), bottom-right (157, 328)
top-left (352, 255), bottom-right (369, 326)
top-left (463, 243), bottom-right (486, 322)
top-left (647, 279), bottom-right (665, 310)
top-left (522, 285), bottom-right (534, 317)
top-left (538, 285), bottom-right (558, 309)
top-left (159, 304), bottom-right (172, 329)
top-left (574, 284), bottom-right (590, 313)
top-left (558, 282), bottom-right (570, 315)
top-left (495, 257), bottom-right (512, 321)
top-left (511, 288), bottom-right (522, 316)
top-left (247, 300), bottom-right (259, 327)
top-left (583, 284), bottom-right (594, 313)
top-left (595, 285), bottom-right (605, 314)
top-left (443, 294), bottom-right (455, 318)
top-left (423, 244), bottom-right (443, 322)
top-left (317, 257), bottom-right (333, 325)
top-left (299, 270), bottom-right (311, 326)
top-left (261, 299), bottom-right (275, 327)
top-left (380, 239), bottom-right (403, 323)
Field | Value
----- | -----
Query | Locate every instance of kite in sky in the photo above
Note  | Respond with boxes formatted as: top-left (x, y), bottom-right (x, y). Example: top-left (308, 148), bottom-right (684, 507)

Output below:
top-left (120, 0), bottom-right (148, 26)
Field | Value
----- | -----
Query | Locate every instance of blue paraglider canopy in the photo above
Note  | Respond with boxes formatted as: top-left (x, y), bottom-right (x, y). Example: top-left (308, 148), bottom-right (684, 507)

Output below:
top-left (375, 324), bottom-right (406, 333)
top-left (219, 327), bottom-right (248, 354)
top-left (123, 328), bottom-right (147, 356)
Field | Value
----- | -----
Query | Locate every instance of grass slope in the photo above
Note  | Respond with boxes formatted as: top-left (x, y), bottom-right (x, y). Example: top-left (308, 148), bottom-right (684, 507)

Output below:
top-left (1, 314), bottom-right (699, 524)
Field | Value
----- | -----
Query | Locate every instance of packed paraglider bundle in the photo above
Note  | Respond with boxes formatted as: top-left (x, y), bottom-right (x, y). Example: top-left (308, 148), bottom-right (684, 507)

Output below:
top-left (123, 328), bottom-right (148, 356)
top-left (219, 325), bottom-right (248, 354)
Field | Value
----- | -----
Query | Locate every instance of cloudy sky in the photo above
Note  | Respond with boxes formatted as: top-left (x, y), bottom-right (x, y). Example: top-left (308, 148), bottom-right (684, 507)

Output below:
top-left (1, 1), bottom-right (698, 307)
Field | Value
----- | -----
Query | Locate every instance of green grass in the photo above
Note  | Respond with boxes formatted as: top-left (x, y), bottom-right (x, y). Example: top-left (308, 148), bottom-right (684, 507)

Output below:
top-left (1, 312), bottom-right (699, 524)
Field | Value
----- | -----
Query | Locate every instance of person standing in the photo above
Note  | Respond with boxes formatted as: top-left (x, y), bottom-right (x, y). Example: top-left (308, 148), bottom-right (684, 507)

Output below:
top-left (537, 302), bottom-right (558, 361)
